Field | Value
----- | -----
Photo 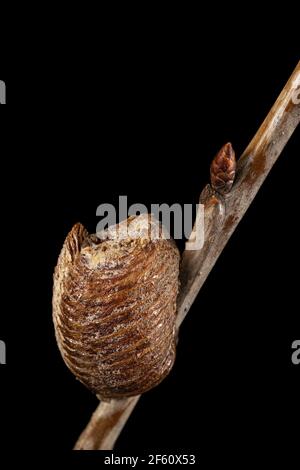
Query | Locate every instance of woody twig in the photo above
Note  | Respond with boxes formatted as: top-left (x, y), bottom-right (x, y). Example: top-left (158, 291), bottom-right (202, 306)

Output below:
top-left (74, 61), bottom-right (300, 451)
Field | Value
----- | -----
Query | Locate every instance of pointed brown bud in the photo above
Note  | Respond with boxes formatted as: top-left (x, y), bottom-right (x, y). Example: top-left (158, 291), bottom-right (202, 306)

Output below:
top-left (210, 142), bottom-right (236, 195)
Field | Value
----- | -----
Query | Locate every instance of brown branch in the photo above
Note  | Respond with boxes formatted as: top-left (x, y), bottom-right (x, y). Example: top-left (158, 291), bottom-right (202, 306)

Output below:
top-left (74, 61), bottom-right (300, 451)
top-left (177, 61), bottom-right (300, 326)
top-left (74, 397), bottom-right (140, 450)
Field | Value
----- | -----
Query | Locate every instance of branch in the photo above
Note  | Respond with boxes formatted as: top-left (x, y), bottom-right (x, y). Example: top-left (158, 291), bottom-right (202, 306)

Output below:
top-left (74, 61), bottom-right (300, 451)
top-left (74, 397), bottom-right (140, 450)
top-left (177, 61), bottom-right (300, 326)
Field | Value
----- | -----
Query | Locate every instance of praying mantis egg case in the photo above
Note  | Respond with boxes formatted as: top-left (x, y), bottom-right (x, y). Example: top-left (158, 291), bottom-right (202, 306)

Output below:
top-left (52, 215), bottom-right (180, 399)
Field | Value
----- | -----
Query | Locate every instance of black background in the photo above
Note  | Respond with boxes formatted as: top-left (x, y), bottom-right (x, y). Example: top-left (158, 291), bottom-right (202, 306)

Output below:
top-left (0, 38), bottom-right (299, 466)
